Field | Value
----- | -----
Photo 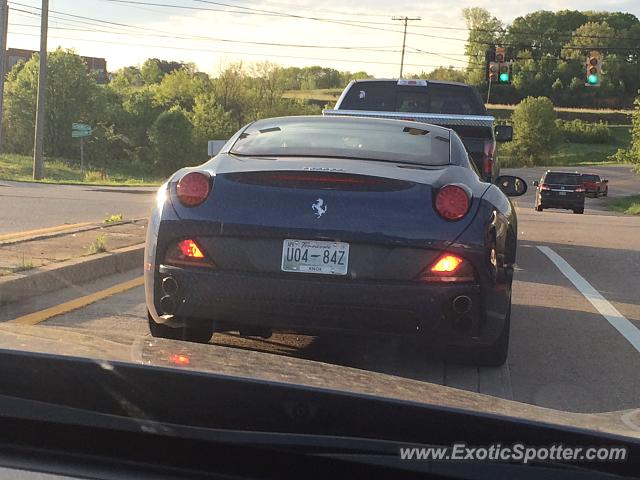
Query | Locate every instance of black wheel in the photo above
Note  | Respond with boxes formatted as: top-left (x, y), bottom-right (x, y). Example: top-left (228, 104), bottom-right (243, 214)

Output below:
top-left (573, 208), bottom-right (584, 214)
top-left (603, 190), bottom-right (608, 197)
top-left (446, 302), bottom-right (511, 367)
top-left (535, 204), bottom-right (543, 212)
top-left (148, 311), bottom-right (213, 343)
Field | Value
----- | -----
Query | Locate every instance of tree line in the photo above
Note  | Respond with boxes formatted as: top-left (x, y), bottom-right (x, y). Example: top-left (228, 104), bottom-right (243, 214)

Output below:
top-left (1, 51), bottom-right (372, 176)
top-left (457, 8), bottom-right (640, 108)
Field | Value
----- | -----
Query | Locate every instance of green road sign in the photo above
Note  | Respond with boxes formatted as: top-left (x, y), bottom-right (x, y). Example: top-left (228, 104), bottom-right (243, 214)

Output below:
top-left (72, 122), bottom-right (92, 138)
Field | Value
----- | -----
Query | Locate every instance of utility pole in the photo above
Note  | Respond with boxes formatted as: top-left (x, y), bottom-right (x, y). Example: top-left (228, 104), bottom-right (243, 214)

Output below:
top-left (392, 16), bottom-right (421, 78)
top-left (33, 0), bottom-right (49, 180)
top-left (0, 0), bottom-right (9, 152)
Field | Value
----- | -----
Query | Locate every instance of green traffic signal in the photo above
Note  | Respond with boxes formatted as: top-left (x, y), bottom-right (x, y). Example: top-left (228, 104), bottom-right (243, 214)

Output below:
top-left (499, 73), bottom-right (510, 83)
top-left (587, 74), bottom-right (598, 85)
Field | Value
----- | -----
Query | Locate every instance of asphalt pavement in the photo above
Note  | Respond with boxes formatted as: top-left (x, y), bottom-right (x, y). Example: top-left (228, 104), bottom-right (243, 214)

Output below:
top-left (0, 180), bottom-right (156, 233)
top-left (1, 165), bottom-right (639, 415)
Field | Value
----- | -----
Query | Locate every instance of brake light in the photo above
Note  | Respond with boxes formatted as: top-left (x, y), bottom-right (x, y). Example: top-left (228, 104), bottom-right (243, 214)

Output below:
top-left (540, 183), bottom-right (550, 191)
top-left (431, 255), bottom-right (463, 272)
top-left (483, 140), bottom-right (495, 175)
top-left (177, 172), bottom-right (211, 207)
top-left (164, 239), bottom-right (214, 268)
top-left (178, 239), bottom-right (204, 258)
top-left (575, 187), bottom-right (585, 193)
top-left (421, 253), bottom-right (475, 282)
top-left (435, 185), bottom-right (470, 221)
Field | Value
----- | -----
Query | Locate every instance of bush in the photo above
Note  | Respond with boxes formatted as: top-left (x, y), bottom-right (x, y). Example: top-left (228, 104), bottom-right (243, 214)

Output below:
top-left (556, 119), bottom-right (613, 144)
top-left (608, 95), bottom-right (640, 170)
top-left (504, 96), bottom-right (560, 165)
top-left (148, 107), bottom-right (196, 176)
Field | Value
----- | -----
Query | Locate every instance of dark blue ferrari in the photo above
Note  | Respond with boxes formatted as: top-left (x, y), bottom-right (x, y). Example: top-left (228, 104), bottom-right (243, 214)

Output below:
top-left (144, 116), bottom-right (526, 366)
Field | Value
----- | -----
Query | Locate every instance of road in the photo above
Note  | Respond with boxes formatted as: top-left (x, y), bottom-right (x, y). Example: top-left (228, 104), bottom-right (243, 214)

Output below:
top-left (0, 180), bottom-right (156, 234)
top-left (1, 165), bottom-right (639, 415)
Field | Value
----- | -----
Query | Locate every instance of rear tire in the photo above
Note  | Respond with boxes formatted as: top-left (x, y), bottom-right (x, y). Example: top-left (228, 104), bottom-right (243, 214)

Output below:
top-left (148, 311), bottom-right (213, 344)
top-left (573, 207), bottom-right (584, 214)
top-left (448, 302), bottom-right (511, 367)
top-left (535, 204), bottom-right (543, 212)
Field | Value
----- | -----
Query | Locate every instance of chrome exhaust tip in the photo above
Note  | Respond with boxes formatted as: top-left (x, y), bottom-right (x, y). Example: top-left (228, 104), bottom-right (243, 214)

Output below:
top-left (452, 295), bottom-right (472, 315)
top-left (161, 276), bottom-right (179, 296)
top-left (160, 295), bottom-right (178, 315)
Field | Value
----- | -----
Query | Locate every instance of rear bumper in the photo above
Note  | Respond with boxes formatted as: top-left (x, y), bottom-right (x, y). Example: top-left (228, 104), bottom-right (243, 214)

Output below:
top-left (149, 265), bottom-right (506, 347)
top-left (538, 195), bottom-right (584, 209)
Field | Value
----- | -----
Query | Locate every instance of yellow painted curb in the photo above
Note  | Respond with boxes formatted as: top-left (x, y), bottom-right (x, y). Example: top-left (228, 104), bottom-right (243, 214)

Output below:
top-left (0, 222), bottom-right (93, 242)
top-left (7, 276), bottom-right (144, 326)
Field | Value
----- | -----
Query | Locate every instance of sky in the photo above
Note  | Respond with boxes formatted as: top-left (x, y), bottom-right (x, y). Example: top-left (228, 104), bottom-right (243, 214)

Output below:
top-left (6, 0), bottom-right (640, 78)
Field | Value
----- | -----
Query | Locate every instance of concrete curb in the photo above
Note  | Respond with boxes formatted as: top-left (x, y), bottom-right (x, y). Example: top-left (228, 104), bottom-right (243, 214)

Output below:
top-left (0, 218), bottom-right (146, 247)
top-left (0, 243), bottom-right (144, 305)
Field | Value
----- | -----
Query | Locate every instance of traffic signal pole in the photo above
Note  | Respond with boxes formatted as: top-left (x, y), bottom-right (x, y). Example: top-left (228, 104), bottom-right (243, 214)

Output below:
top-left (33, 0), bottom-right (49, 180)
top-left (0, 0), bottom-right (9, 152)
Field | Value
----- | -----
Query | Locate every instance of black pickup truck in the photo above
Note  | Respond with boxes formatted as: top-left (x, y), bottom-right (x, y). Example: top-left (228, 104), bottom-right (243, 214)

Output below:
top-left (324, 79), bottom-right (512, 183)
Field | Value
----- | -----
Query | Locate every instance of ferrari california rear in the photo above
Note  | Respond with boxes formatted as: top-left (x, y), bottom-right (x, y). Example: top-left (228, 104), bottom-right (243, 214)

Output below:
top-left (144, 116), bottom-right (525, 366)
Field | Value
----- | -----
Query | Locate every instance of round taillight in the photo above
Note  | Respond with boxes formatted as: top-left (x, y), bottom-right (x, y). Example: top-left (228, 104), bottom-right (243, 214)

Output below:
top-left (176, 172), bottom-right (210, 207)
top-left (435, 185), bottom-right (470, 221)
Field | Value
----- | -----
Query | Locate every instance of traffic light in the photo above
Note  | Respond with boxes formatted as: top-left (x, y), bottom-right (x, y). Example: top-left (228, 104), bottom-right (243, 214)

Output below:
top-left (498, 62), bottom-right (513, 84)
top-left (586, 51), bottom-right (601, 86)
top-left (495, 47), bottom-right (506, 63)
top-left (488, 62), bottom-right (499, 83)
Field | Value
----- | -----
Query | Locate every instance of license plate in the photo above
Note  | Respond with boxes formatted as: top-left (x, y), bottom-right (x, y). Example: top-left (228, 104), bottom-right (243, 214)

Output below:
top-left (281, 239), bottom-right (349, 275)
top-left (559, 191), bottom-right (567, 195)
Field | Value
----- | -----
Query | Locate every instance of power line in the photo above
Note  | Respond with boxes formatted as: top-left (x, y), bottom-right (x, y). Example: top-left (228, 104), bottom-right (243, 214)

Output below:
top-left (7, 5), bottom-right (404, 53)
top-left (7, 29), bottom-right (487, 70)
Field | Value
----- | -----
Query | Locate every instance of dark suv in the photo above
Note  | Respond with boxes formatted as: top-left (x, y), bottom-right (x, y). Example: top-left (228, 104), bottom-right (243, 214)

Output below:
top-left (533, 171), bottom-right (586, 214)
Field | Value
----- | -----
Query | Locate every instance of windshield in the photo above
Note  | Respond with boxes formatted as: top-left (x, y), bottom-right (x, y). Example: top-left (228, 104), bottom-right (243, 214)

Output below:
top-left (582, 174), bottom-right (600, 181)
top-left (340, 81), bottom-right (487, 115)
top-left (230, 119), bottom-right (450, 165)
top-left (545, 173), bottom-right (583, 184)
top-left (1, 0), bottom-right (640, 471)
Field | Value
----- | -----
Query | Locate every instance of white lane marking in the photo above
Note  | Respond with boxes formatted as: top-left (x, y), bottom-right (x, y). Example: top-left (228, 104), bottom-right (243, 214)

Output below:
top-left (537, 246), bottom-right (640, 353)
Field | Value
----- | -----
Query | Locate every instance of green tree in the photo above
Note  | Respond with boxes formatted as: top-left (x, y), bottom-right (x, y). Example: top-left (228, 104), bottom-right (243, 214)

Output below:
top-left (609, 95), bottom-right (640, 170)
top-left (141, 58), bottom-right (164, 84)
top-left (462, 7), bottom-right (502, 85)
top-left (561, 22), bottom-right (616, 59)
top-left (3, 48), bottom-right (100, 158)
top-left (148, 107), bottom-right (195, 176)
top-left (505, 96), bottom-right (560, 165)
top-left (155, 68), bottom-right (211, 111)
top-left (190, 93), bottom-right (236, 159)
top-left (109, 66), bottom-right (144, 89)
top-left (422, 66), bottom-right (466, 82)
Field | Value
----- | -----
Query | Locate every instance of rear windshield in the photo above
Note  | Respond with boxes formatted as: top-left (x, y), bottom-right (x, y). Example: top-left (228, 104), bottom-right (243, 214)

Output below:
top-left (339, 81), bottom-right (486, 115)
top-left (581, 174), bottom-right (600, 181)
top-left (231, 120), bottom-right (451, 166)
top-left (545, 173), bottom-right (582, 185)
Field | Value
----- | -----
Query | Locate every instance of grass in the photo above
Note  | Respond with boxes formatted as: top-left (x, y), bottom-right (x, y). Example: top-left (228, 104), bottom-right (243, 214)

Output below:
top-left (0, 153), bottom-right (163, 186)
top-left (88, 234), bottom-right (108, 254)
top-left (104, 213), bottom-right (124, 224)
top-left (606, 195), bottom-right (640, 215)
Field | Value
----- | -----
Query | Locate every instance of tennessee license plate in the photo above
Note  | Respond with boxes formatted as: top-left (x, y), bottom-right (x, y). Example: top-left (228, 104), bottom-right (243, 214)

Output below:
top-left (281, 239), bottom-right (349, 275)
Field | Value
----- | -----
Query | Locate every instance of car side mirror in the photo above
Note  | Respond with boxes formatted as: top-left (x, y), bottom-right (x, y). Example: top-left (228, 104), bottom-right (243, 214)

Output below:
top-left (603, 178), bottom-right (608, 183)
top-left (494, 125), bottom-right (513, 142)
top-left (496, 175), bottom-right (528, 197)
top-left (532, 180), bottom-right (539, 187)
